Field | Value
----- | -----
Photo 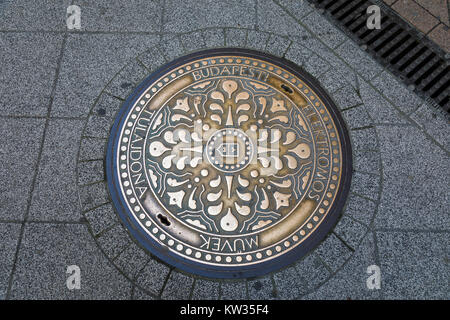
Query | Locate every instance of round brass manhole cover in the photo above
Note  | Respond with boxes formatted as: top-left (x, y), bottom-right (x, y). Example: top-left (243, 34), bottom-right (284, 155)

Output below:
top-left (106, 49), bottom-right (352, 278)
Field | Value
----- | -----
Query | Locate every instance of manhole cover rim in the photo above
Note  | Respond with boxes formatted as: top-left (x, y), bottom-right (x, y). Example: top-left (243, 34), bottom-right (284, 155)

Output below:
top-left (105, 48), bottom-right (353, 279)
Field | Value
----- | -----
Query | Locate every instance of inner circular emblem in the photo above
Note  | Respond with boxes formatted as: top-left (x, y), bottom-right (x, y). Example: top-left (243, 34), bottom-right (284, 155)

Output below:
top-left (106, 48), bottom-right (352, 278)
top-left (206, 128), bottom-right (253, 173)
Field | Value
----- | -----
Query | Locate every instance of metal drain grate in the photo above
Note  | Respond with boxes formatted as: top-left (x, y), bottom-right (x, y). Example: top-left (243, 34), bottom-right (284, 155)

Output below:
top-left (307, 0), bottom-right (450, 113)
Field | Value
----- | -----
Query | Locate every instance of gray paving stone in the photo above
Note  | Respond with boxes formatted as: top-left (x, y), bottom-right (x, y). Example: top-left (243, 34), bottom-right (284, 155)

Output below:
top-left (83, 93), bottom-right (123, 140)
top-left (84, 203), bottom-right (118, 236)
top-left (377, 231), bottom-right (449, 299)
top-left (353, 149), bottom-right (381, 175)
top-left (91, 93), bottom-right (123, 119)
top-left (248, 276), bottom-right (277, 300)
top-left (74, 0), bottom-right (161, 32)
top-left (180, 31), bottom-right (207, 52)
top-left (203, 29), bottom-right (225, 48)
top-left (84, 94), bottom-right (123, 139)
top-left (350, 172), bottom-right (381, 201)
top-left (79, 138), bottom-right (106, 161)
top-left (79, 182), bottom-right (109, 211)
top-left (160, 271), bottom-right (194, 300)
top-left (359, 79), bottom-right (408, 124)
top-left (84, 114), bottom-right (113, 139)
top-left (371, 71), bottom-right (424, 114)
top-left (29, 119), bottom-right (84, 222)
top-left (225, 28), bottom-right (247, 48)
top-left (97, 224), bottom-right (132, 260)
top-left (257, 0), bottom-right (310, 37)
top-left (315, 233), bottom-right (353, 272)
top-left (284, 40), bottom-right (312, 66)
top-left (350, 127), bottom-right (379, 151)
top-left (304, 232), bottom-right (381, 300)
top-left (0, 32), bottom-right (63, 116)
top-left (326, 59), bottom-right (359, 90)
top-left (273, 266), bottom-right (307, 299)
top-left (334, 216), bottom-right (368, 249)
top-left (138, 46), bottom-right (166, 72)
top-left (114, 242), bottom-right (150, 281)
top-left (375, 125), bottom-right (449, 229)
top-left (278, 0), bottom-right (314, 19)
top-left (319, 67), bottom-right (357, 94)
top-left (52, 34), bottom-right (159, 118)
top-left (220, 281), bottom-right (247, 300)
top-left (135, 258), bottom-right (170, 296)
top-left (294, 253), bottom-right (330, 291)
top-left (0, 118), bottom-right (45, 221)
top-left (9, 223), bottom-right (132, 299)
top-left (265, 35), bottom-right (290, 57)
top-left (0, 0), bottom-right (70, 31)
top-left (301, 10), bottom-right (347, 48)
top-left (105, 59), bottom-right (148, 100)
top-left (0, 223), bottom-right (21, 299)
top-left (191, 279), bottom-right (220, 300)
top-left (336, 41), bottom-right (384, 80)
top-left (77, 160), bottom-right (104, 186)
top-left (342, 106), bottom-right (373, 129)
top-left (303, 54), bottom-right (330, 78)
top-left (163, 0), bottom-right (255, 32)
top-left (132, 287), bottom-right (156, 300)
top-left (332, 85), bottom-right (363, 110)
top-left (343, 193), bottom-right (377, 226)
top-left (246, 30), bottom-right (269, 52)
top-left (290, 35), bottom-right (359, 89)
top-left (411, 103), bottom-right (450, 150)
top-left (158, 34), bottom-right (185, 61)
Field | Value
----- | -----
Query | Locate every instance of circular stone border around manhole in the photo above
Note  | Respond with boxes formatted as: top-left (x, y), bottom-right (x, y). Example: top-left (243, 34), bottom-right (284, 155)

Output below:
top-left (104, 48), bottom-right (353, 279)
top-left (76, 29), bottom-right (385, 298)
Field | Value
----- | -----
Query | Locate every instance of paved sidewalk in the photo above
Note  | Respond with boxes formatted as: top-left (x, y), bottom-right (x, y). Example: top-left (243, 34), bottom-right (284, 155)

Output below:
top-left (383, 0), bottom-right (450, 52)
top-left (0, 0), bottom-right (448, 300)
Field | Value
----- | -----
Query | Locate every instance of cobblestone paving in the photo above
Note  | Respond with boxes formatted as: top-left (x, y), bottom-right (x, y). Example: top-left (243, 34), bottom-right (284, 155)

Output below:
top-left (0, 0), bottom-right (448, 300)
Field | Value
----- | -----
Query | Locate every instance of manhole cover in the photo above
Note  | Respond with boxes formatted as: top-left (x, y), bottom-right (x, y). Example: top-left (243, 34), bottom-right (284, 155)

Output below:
top-left (106, 48), bottom-right (352, 278)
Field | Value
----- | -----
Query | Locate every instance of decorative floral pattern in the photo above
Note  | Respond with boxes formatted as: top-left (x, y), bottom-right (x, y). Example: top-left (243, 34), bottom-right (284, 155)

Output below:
top-left (144, 78), bottom-right (314, 235)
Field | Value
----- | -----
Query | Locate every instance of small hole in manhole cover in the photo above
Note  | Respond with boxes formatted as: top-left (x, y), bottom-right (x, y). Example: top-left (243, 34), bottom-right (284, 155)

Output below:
top-left (281, 84), bottom-right (293, 94)
top-left (157, 214), bottom-right (171, 226)
top-left (106, 48), bottom-right (352, 279)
